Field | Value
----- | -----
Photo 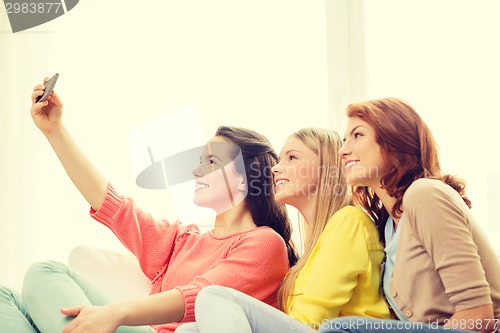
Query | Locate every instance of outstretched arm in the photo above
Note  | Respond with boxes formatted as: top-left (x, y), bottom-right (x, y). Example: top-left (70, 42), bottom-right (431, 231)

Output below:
top-left (31, 79), bottom-right (108, 210)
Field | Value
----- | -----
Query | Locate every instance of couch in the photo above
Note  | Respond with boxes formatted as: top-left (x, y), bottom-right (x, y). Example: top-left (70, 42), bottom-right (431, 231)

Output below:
top-left (68, 245), bottom-right (151, 301)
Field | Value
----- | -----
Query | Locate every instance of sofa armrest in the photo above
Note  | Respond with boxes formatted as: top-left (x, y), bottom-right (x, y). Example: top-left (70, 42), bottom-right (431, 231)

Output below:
top-left (68, 245), bottom-right (152, 301)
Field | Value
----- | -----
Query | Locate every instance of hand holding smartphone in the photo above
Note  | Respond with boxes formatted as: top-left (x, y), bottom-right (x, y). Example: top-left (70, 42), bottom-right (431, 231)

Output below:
top-left (36, 73), bottom-right (59, 103)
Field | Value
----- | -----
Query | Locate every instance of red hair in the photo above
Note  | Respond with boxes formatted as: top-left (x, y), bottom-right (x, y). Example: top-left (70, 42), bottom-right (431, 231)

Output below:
top-left (346, 98), bottom-right (471, 241)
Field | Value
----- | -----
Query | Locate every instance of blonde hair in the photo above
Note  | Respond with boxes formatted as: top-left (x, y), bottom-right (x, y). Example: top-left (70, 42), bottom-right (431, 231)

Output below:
top-left (277, 127), bottom-right (351, 311)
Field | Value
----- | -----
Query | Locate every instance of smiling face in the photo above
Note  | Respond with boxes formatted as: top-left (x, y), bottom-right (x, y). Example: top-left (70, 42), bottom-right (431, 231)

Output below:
top-left (271, 136), bottom-right (320, 209)
top-left (192, 136), bottom-right (247, 214)
top-left (339, 116), bottom-right (388, 188)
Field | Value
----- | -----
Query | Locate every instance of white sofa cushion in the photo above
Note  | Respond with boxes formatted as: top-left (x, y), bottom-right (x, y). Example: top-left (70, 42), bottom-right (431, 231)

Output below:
top-left (68, 245), bottom-right (151, 301)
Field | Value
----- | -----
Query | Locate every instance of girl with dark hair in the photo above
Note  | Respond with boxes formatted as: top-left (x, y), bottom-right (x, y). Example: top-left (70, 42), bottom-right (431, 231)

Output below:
top-left (0, 80), bottom-right (297, 333)
top-left (214, 126), bottom-right (297, 265)
top-left (176, 128), bottom-right (390, 333)
top-left (319, 97), bottom-right (500, 333)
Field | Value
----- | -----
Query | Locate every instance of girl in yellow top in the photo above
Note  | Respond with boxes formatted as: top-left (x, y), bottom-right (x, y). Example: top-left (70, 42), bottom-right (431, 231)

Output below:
top-left (176, 128), bottom-right (390, 333)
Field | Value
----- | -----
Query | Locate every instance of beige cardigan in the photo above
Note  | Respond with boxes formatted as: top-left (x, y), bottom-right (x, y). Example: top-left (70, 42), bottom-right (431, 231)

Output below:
top-left (390, 178), bottom-right (500, 325)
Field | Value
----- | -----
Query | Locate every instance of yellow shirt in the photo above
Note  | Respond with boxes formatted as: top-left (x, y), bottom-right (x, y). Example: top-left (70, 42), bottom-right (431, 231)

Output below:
top-left (286, 206), bottom-right (391, 328)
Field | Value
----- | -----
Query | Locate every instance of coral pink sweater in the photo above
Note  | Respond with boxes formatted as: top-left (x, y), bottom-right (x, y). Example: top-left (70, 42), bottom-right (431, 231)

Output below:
top-left (90, 184), bottom-right (289, 333)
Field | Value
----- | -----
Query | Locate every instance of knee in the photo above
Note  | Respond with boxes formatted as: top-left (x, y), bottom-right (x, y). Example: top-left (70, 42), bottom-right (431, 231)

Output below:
top-left (197, 285), bottom-right (231, 304)
top-left (22, 261), bottom-right (67, 298)
top-left (24, 261), bottom-right (66, 281)
top-left (195, 285), bottom-right (233, 311)
top-left (0, 285), bottom-right (19, 304)
top-left (196, 285), bottom-right (246, 315)
top-left (175, 322), bottom-right (199, 333)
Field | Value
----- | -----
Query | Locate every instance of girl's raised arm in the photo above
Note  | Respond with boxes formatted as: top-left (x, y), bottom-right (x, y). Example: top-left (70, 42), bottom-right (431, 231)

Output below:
top-left (31, 79), bottom-right (108, 211)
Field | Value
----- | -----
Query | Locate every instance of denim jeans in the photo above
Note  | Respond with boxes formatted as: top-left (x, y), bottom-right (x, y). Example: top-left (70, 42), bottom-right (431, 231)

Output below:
top-left (317, 317), bottom-right (478, 333)
top-left (0, 261), bottom-right (155, 333)
top-left (175, 285), bottom-right (316, 333)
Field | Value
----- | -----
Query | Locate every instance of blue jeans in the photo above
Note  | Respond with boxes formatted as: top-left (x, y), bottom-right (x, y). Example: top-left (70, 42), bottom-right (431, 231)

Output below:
top-left (317, 317), bottom-right (477, 333)
top-left (0, 261), bottom-right (154, 333)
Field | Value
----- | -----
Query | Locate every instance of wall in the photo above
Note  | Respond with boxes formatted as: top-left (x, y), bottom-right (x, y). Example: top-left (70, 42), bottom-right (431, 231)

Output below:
top-left (362, 0), bottom-right (500, 246)
top-left (0, 0), bottom-right (330, 290)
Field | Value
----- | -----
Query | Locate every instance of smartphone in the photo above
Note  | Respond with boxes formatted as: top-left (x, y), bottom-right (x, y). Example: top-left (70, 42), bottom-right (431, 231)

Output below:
top-left (36, 73), bottom-right (59, 103)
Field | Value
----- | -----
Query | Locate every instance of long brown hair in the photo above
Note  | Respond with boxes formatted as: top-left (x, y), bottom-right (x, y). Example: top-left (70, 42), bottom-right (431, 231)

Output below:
top-left (346, 98), bottom-right (471, 242)
top-left (277, 128), bottom-right (351, 311)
